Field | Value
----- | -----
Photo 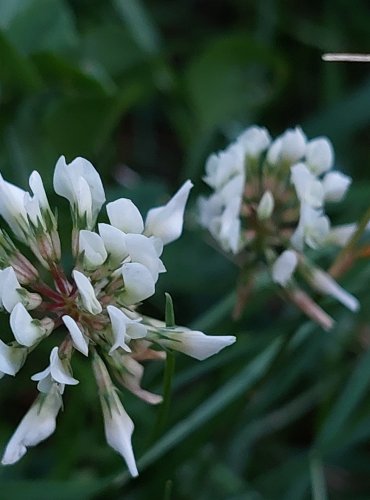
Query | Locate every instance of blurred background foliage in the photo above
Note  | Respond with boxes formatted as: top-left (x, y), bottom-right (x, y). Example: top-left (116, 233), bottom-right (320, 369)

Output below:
top-left (1, 0), bottom-right (370, 498)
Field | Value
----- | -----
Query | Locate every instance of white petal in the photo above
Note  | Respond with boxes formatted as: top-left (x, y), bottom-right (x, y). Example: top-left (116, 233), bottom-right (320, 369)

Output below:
top-left (257, 191), bottom-right (274, 220)
top-left (98, 223), bottom-right (128, 264)
top-left (10, 303), bottom-right (45, 347)
top-left (53, 155), bottom-right (105, 225)
top-left (305, 137), bottom-right (334, 175)
top-left (217, 198), bottom-right (242, 254)
top-left (79, 230), bottom-right (107, 268)
top-left (1, 386), bottom-right (62, 465)
top-left (73, 270), bottom-right (102, 314)
top-left (236, 126), bottom-right (271, 157)
top-left (272, 250), bottom-right (298, 286)
top-left (106, 198), bottom-right (144, 233)
top-left (118, 356), bottom-right (162, 405)
top-left (203, 143), bottom-right (244, 189)
top-left (291, 163), bottom-right (324, 208)
top-left (107, 305), bottom-right (131, 353)
top-left (62, 316), bottom-right (89, 356)
top-left (102, 391), bottom-right (138, 477)
top-left (29, 171), bottom-right (49, 210)
top-left (197, 194), bottom-right (223, 228)
top-left (280, 127), bottom-right (306, 163)
top-left (121, 262), bottom-right (155, 305)
top-left (125, 233), bottom-right (163, 282)
top-left (158, 328), bottom-right (236, 361)
top-left (49, 347), bottom-right (79, 385)
top-left (0, 174), bottom-right (27, 240)
top-left (322, 171), bottom-right (351, 202)
top-left (310, 269), bottom-right (360, 312)
top-left (145, 180), bottom-right (193, 245)
top-left (0, 267), bottom-right (22, 312)
top-left (0, 340), bottom-right (27, 376)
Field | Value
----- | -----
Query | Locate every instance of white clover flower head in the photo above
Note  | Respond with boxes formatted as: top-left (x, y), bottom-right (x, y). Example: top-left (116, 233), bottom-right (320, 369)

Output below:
top-left (0, 156), bottom-right (236, 475)
top-left (198, 125), bottom-right (359, 326)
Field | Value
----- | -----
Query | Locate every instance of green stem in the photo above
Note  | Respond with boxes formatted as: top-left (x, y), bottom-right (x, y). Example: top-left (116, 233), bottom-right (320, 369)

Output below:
top-left (329, 204), bottom-right (370, 278)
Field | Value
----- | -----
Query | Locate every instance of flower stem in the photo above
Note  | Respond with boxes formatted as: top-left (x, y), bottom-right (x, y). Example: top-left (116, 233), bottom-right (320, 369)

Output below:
top-left (329, 205), bottom-right (370, 279)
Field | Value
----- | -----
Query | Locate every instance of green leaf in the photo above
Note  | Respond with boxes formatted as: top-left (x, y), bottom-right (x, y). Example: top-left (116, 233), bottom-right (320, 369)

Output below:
top-left (110, 337), bottom-right (283, 488)
top-left (165, 292), bottom-right (175, 327)
top-left (316, 345), bottom-right (370, 450)
top-left (0, 30), bottom-right (42, 92)
top-left (309, 451), bottom-right (328, 500)
top-left (113, 0), bottom-right (162, 55)
top-left (0, 479), bottom-right (108, 500)
top-left (185, 33), bottom-right (286, 131)
top-left (0, 0), bottom-right (78, 56)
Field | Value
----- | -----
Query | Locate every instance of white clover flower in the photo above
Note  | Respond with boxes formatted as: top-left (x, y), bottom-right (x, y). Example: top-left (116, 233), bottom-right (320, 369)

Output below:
top-left (31, 346), bottom-right (79, 392)
top-left (0, 156), bottom-right (235, 475)
top-left (198, 125), bottom-right (358, 327)
top-left (107, 305), bottom-right (146, 353)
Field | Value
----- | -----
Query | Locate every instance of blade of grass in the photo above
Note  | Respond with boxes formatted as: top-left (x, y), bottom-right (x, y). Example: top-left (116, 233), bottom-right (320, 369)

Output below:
top-left (310, 451), bottom-right (328, 500)
top-left (109, 337), bottom-right (283, 489)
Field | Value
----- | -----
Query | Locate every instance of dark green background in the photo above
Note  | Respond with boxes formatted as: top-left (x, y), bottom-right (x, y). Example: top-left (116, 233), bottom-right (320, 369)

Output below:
top-left (1, 1), bottom-right (370, 498)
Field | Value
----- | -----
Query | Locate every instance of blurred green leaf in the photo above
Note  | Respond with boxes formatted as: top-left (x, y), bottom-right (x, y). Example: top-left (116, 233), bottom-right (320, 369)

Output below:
top-left (316, 345), bottom-right (370, 450)
top-left (185, 33), bottom-right (286, 131)
top-left (0, 0), bottom-right (77, 55)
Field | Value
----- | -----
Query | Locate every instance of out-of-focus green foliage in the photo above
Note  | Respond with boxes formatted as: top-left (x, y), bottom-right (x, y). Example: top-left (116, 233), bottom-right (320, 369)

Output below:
top-left (1, 0), bottom-right (370, 498)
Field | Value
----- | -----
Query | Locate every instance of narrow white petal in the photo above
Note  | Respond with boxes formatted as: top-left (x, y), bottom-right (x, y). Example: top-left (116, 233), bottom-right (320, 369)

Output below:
top-left (145, 180), bottom-right (193, 244)
top-left (73, 270), bottom-right (102, 314)
top-left (106, 198), bottom-right (144, 233)
top-left (310, 269), bottom-right (360, 312)
top-left (102, 391), bottom-right (138, 477)
top-left (121, 262), bottom-right (155, 305)
top-left (158, 328), bottom-right (236, 360)
top-left (62, 316), bottom-right (89, 356)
